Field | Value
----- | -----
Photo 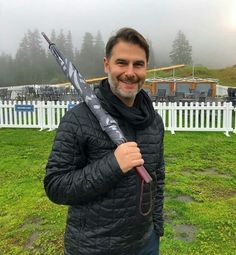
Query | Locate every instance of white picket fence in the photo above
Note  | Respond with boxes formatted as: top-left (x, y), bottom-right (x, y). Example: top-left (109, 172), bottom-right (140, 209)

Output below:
top-left (0, 100), bottom-right (235, 136)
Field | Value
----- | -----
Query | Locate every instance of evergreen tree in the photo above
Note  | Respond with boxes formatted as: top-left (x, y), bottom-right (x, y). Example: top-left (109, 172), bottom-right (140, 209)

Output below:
top-left (45, 29), bottom-right (70, 83)
top-left (2, 29), bottom-right (106, 85)
top-left (45, 29), bottom-right (60, 83)
top-left (28, 29), bottom-right (47, 82)
top-left (56, 29), bottom-right (67, 54)
top-left (50, 29), bottom-right (57, 43)
top-left (147, 39), bottom-right (156, 69)
top-left (65, 30), bottom-right (74, 61)
top-left (15, 33), bottom-right (31, 84)
top-left (169, 30), bottom-right (192, 65)
top-left (14, 29), bottom-right (47, 84)
top-left (74, 47), bottom-right (80, 68)
top-left (93, 31), bottom-right (105, 77)
top-left (0, 53), bottom-right (14, 86)
top-left (77, 32), bottom-right (95, 78)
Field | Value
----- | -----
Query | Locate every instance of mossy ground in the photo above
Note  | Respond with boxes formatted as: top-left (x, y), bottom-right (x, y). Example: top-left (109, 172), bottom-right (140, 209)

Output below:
top-left (0, 129), bottom-right (235, 254)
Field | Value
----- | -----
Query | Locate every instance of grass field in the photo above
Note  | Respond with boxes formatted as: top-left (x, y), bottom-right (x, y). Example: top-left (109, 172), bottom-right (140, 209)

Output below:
top-left (147, 65), bottom-right (236, 87)
top-left (0, 128), bottom-right (235, 255)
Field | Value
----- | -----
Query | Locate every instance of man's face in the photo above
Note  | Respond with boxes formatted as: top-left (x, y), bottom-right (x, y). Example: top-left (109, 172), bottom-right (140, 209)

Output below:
top-left (104, 41), bottom-right (147, 107)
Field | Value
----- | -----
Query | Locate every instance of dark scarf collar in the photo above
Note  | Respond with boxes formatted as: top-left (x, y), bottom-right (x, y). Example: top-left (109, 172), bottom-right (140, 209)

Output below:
top-left (97, 79), bottom-right (155, 130)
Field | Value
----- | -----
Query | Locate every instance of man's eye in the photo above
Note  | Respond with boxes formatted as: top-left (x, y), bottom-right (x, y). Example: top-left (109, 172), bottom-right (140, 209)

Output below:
top-left (117, 61), bottom-right (126, 65)
top-left (135, 62), bottom-right (145, 67)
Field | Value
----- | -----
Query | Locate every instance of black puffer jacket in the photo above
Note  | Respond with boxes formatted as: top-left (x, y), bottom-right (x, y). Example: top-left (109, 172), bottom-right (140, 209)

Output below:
top-left (44, 87), bottom-right (165, 255)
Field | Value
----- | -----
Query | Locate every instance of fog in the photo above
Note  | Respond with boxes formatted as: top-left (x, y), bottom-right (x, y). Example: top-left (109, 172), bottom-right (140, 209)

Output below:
top-left (1, 0), bottom-right (236, 68)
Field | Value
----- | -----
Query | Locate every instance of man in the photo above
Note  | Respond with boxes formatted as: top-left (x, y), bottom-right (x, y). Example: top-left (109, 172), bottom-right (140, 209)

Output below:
top-left (44, 27), bottom-right (165, 255)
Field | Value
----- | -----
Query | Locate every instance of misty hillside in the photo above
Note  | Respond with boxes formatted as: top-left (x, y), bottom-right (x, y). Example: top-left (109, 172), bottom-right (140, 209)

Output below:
top-left (149, 65), bottom-right (236, 87)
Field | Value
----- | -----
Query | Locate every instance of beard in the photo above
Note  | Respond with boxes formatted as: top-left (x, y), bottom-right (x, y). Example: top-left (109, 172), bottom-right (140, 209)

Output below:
top-left (108, 73), bottom-right (143, 100)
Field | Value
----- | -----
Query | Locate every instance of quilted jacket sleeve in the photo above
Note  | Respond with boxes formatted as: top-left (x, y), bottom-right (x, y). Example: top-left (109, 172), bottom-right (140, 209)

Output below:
top-left (153, 115), bottom-right (165, 236)
top-left (44, 108), bottom-right (124, 206)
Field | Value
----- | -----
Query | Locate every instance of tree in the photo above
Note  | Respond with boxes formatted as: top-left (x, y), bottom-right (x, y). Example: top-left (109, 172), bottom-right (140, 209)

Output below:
top-left (27, 29), bottom-right (47, 82)
top-left (93, 31), bottom-right (105, 77)
top-left (45, 29), bottom-right (73, 83)
top-left (77, 32), bottom-right (95, 78)
top-left (3, 29), bottom-right (107, 86)
top-left (169, 30), bottom-right (192, 65)
top-left (65, 30), bottom-right (74, 61)
top-left (147, 39), bottom-right (156, 69)
top-left (14, 29), bottom-right (47, 84)
top-left (15, 33), bottom-right (31, 84)
top-left (45, 29), bottom-right (62, 83)
top-left (0, 53), bottom-right (14, 86)
top-left (56, 29), bottom-right (67, 54)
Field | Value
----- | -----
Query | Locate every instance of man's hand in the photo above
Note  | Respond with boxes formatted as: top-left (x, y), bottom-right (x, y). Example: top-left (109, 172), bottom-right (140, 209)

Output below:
top-left (114, 142), bottom-right (144, 173)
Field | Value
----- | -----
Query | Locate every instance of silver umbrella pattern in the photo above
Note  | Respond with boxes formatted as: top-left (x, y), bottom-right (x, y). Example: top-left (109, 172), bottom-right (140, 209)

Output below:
top-left (41, 32), bottom-right (152, 183)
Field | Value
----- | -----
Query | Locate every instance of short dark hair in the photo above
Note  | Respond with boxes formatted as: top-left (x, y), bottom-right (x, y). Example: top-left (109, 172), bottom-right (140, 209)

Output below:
top-left (105, 27), bottom-right (149, 61)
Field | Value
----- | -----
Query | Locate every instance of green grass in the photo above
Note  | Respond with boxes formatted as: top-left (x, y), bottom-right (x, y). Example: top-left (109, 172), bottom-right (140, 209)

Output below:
top-left (0, 129), bottom-right (235, 255)
top-left (147, 65), bottom-right (236, 87)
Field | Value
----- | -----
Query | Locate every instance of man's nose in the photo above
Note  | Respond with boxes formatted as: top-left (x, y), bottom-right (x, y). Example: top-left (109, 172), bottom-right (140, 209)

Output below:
top-left (125, 65), bottom-right (135, 77)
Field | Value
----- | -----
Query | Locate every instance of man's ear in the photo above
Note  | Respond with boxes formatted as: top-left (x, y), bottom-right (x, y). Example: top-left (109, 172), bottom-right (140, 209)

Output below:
top-left (103, 57), bottom-right (109, 74)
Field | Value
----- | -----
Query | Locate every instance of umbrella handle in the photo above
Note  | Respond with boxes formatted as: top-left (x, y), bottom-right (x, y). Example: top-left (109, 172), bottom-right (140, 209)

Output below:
top-left (135, 166), bottom-right (152, 183)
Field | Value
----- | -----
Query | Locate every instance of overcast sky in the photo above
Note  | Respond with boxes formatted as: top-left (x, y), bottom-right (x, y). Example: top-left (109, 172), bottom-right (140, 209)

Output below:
top-left (0, 0), bottom-right (236, 67)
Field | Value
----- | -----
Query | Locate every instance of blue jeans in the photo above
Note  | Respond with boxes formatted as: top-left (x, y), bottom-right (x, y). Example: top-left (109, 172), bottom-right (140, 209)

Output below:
top-left (137, 231), bottom-right (160, 255)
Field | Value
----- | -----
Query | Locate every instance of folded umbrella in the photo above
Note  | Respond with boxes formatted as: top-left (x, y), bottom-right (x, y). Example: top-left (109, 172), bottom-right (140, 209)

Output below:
top-left (42, 32), bottom-right (152, 183)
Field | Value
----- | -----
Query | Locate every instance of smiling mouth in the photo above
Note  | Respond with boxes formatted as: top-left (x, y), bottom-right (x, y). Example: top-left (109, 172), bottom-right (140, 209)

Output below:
top-left (120, 78), bottom-right (138, 84)
top-left (120, 81), bottom-right (137, 87)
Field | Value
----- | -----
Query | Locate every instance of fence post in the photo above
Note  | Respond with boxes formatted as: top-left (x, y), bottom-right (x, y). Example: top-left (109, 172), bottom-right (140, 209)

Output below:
top-left (38, 101), bottom-right (44, 131)
top-left (224, 102), bottom-right (231, 137)
top-left (233, 107), bottom-right (236, 134)
top-left (47, 101), bottom-right (53, 131)
top-left (171, 102), bottom-right (176, 134)
top-left (0, 101), bottom-right (2, 128)
top-left (228, 102), bottom-right (233, 135)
